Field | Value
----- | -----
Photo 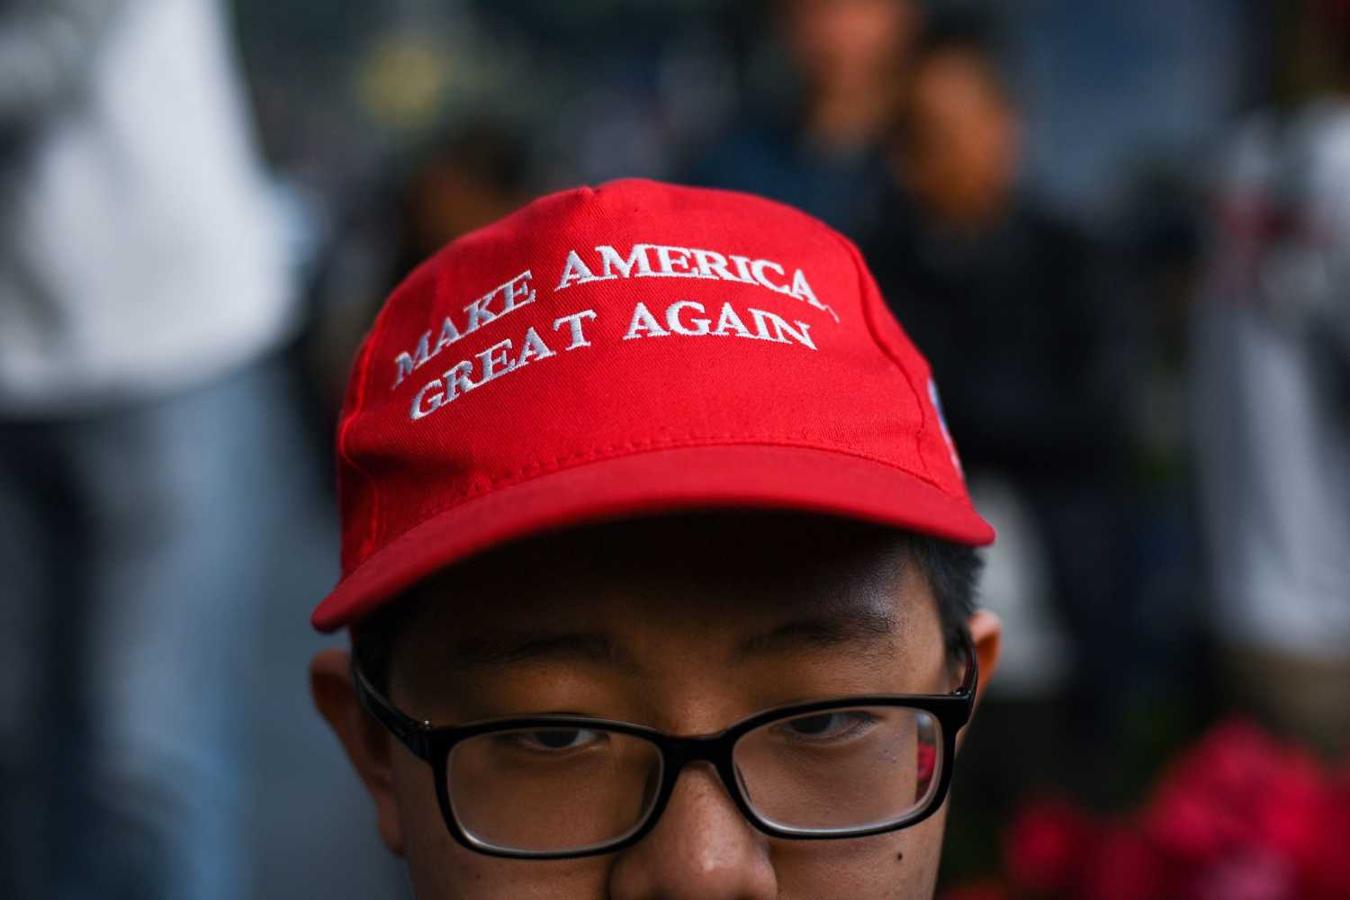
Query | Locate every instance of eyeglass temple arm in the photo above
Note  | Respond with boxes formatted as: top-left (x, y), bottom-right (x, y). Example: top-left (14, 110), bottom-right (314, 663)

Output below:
top-left (350, 658), bottom-right (435, 760)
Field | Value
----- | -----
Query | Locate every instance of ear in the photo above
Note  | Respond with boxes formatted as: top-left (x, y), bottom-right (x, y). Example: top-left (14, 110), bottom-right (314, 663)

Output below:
top-left (310, 647), bottom-right (407, 856)
top-left (966, 609), bottom-right (1001, 709)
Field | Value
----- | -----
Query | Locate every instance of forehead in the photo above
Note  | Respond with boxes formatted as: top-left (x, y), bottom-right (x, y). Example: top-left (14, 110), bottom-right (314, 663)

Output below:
top-left (391, 511), bottom-right (928, 654)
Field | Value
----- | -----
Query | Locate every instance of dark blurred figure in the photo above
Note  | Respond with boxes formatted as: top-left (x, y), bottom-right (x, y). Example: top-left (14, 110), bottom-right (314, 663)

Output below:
top-left (864, 22), bottom-right (1132, 822)
top-left (1193, 0), bottom-right (1350, 755)
top-left (308, 117), bottom-right (532, 407)
top-left (685, 0), bottom-right (917, 236)
top-left (869, 25), bottom-right (1125, 471)
top-left (393, 120), bottom-right (532, 275)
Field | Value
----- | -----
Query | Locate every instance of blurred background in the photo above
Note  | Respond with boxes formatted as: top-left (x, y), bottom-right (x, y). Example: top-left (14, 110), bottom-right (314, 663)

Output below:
top-left (1, 0), bottom-right (1348, 897)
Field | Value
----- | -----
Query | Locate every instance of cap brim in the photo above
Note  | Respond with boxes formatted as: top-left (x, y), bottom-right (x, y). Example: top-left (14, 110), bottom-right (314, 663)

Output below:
top-left (311, 444), bottom-right (995, 632)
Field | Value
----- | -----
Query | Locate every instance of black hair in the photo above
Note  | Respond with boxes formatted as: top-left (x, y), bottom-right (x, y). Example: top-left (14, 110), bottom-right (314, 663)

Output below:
top-left (408, 115), bottom-right (531, 197)
top-left (909, 7), bottom-right (1014, 101)
top-left (905, 531), bottom-right (985, 661)
top-left (351, 527), bottom-right (983, 693)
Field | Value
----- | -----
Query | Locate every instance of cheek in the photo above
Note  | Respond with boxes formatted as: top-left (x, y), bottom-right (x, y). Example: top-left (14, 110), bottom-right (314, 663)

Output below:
top-left (769, 808), bottom-right (948, 900)
top-left (389, 755), bottom-right (463, 898)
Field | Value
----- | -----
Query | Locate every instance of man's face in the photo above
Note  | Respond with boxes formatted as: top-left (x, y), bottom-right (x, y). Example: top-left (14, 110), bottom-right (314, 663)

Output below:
top-left (313, 513), bottom-right (998, 899)
top-left (785, 0), bottom-right (916, 95)
top-left (902, 50), bottom-right (1020, 226)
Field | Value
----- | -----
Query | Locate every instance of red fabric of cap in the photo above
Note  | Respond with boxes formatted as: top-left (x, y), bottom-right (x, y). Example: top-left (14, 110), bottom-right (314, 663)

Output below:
top-left (312, 179), bottom-right (993, 632)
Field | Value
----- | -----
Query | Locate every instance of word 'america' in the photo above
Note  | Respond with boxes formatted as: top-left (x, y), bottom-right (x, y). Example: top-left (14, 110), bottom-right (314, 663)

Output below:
top-left (557, 243), bottom-right (838, 322)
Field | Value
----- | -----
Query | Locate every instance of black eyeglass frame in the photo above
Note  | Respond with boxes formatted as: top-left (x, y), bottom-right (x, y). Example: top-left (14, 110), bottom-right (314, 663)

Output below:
top-left (352, 635), bottom-right (977, 860)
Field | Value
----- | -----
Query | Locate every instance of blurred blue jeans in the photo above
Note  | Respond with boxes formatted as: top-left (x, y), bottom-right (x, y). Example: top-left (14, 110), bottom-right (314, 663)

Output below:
top-left (0, 358), bottom-right (299, 900)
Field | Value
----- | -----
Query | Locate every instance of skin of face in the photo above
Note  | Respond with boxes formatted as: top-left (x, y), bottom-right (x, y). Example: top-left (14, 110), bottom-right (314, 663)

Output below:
top-left (312, 512), bottom-right (1001, 899)
top-left (902, 48), bottom-right (1021, 227)
top-left (785, 0), bottom-right (916, 98)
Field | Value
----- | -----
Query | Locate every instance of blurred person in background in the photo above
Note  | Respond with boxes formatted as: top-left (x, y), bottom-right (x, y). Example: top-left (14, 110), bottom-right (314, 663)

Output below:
top-left (862, 19), bottom-right (1131, 806)
top-left (0, 1), bottom-right (321, 897)
top-left (685, 0), bottom-right (918, 237)
top-left (1193, 0), bottom-right (1350, 755)
top-left (389, 118), bottom-right (533, 279)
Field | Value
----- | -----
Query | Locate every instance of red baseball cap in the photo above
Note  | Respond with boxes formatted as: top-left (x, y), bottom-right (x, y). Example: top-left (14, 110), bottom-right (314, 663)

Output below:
top-left (312, 178), bottom-right (993, 632)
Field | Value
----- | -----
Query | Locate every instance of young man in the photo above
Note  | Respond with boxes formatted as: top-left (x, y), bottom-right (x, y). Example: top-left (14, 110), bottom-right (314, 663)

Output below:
top-left (310, 178), bottom-right (1001, 898)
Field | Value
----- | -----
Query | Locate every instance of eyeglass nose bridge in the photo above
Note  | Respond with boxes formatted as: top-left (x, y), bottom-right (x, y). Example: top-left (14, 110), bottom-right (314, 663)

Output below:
top-left (634, 729), bottom-right (766, 839)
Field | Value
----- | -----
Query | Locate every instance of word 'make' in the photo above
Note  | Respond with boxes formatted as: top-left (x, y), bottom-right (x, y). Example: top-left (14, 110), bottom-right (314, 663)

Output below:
top-left (392, 270), bottom-right (536, 388)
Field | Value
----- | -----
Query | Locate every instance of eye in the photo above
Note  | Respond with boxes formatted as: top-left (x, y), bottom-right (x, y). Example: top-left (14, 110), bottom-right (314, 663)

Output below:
top-left (776, 710), bottom-right (877, 743)
top-left (503, 728), bottom-right (607, 753)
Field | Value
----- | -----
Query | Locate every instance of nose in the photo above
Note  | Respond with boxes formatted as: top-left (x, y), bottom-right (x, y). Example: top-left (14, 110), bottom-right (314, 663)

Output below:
top-left (607, 762), bottom-right (777, 899)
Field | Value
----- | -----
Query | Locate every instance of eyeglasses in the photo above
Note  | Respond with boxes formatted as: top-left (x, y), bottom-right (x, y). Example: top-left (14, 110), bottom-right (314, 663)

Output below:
top-left (352, 636), bottom-right (977, 860)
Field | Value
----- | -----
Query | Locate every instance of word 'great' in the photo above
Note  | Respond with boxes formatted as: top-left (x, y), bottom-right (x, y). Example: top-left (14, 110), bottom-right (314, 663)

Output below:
top-left (411, 309), bottom-right (596, 421)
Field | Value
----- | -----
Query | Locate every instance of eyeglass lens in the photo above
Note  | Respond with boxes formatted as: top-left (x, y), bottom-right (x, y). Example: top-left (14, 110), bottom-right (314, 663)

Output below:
top-left (448, 727), bottom-right (664, 853)
top-left (734, 706), bottom-right (941, 832)
top-left (445, 707), bottom-right (942, 854)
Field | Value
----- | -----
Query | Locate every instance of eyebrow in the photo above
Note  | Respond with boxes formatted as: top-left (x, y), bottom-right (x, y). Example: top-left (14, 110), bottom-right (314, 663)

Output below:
top-left (733, 604), bottom-right (898, 660)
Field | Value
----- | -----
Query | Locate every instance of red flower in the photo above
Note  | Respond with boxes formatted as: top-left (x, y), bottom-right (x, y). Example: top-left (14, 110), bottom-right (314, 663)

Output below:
top-left (1082, 825), bottom-right (1173, 900)
top-left (1299, 765), bottom-right (1350, 899)
top-left (1144, 720), bottom-right (1285, 863)
top-left (1143, 718), bottom-right (1350, 895)
top-left (1194, 848), bottom-right (1299, 900)
top-left (1253, 750), bottom-right (1326, 875)
top-left (989, 720), bottom-right (1350, 897)
top-left (1004, 796), bottom-right (1097, 893)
